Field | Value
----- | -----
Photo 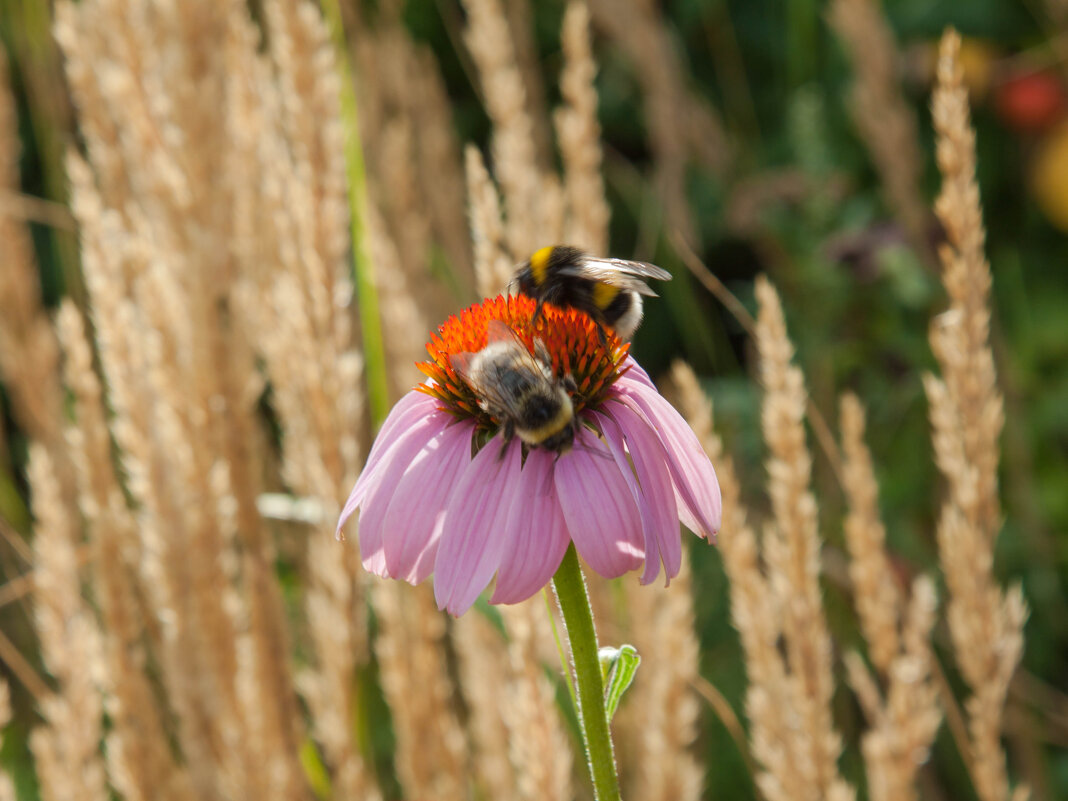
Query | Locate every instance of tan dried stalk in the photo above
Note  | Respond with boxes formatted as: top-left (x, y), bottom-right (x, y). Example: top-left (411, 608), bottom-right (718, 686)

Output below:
top-left (828, 0), bottom-right (929, 260)
top-left (502, 0), bottom-right (554, 169)
top-left (365, 198), bottom-right (434, 394)
top-left (345, 1), bottom-right (472, 314)
top-left (55, 303), bottom-right (196, 801)
top-left (178, 26), bottom-right (309, 791)
top-left (463, 0), bottom-right (545, 258)
top-left (298, 529), bottom-right (377, 801)
top-left (755, 276), bottom-right (853, 801)
top-left (927, 29), bottom-right (1028, 801)
top-left (135, 233), bottom-right (251, 801)
top-left (64, 155), bottom-right (241, 800)
top-left (588, 0), bottom-right (729, 246)
top-left (840, 394), bottom-right (901, 674)
top-left (615, 553), bottom-right (703, 801)
top-left (555, 1), bottom-right (610, 255)
top-left (372, 582), bottom-right (467, 800)
top-left (454, 612), bottom-right (521, 799)
top-left (4, 52), bottom-right (109, 797)
top-left (465, 144), bottom-right (514, 296)
top-left (65, 149), bottom-right (230, 799)
top-left (455, 601), bottom-right (573, 801)
top-left (227, 12), bottom-right (373, 790)
top-left (267, 0), bottom-right (349, 290)
top-left (667, 368), bottom-right (766, 779)
top-left (27, 444), bottom-right (109, 801)
top-left (839, 393), bottom-right (941, 801)
top-left (243, 243), bottom-right (370, 794)
top-left (678, 367), bottom-right (803, 801)
top-left (676, 294), bottom-right (854, 801)
top-left (46, 1), bottom-right (379, 797)
top-left (845, 575), bottom-right (941, 801)
top-left (500, 601), bottom-right (574, 801)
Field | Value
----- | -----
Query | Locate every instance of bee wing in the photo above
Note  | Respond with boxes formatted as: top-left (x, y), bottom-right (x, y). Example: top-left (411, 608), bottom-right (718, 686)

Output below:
top-left (485, 319), bottom-right (527, 346)
top-left (450, 349), bottom-right (509, 414)
top-left (484, 320), bottom-right (551, 369)
top-left (449, 351), bottom-right (478, 379)
top-left (558, 256), bottom-right (672, 297)
top-left (485, 321), bottom-right (552, 373)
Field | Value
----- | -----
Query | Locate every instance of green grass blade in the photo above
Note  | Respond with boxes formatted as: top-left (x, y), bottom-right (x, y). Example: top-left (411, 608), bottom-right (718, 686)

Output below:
top-left (320, 0), bottom-right (391, 427)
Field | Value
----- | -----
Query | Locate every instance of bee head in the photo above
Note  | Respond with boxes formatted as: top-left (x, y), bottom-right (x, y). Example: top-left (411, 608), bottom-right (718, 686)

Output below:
top-left (511, 262), bottom-right (535, 295)
top-left (514, 385), bottom-right (574, 453)
top-left (540, 424), bottom-right (575, 455)
top-left (511, 245), bottom-right (558, 293)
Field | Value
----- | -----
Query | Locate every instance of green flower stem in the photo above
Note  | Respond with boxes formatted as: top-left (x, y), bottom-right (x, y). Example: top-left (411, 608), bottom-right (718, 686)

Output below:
top-left (320, 0), bottom-right (391, 427)
top-left (552, 544), bottom-right (621, 801)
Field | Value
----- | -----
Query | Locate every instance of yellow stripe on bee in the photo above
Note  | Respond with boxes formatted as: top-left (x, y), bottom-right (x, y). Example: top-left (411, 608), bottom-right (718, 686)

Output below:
top-left (517, 414), bottom-right (571, 444)
top-left (592, 281), bottom-right (621, 310)
top-left (530, 245), bottom-right (554, 285)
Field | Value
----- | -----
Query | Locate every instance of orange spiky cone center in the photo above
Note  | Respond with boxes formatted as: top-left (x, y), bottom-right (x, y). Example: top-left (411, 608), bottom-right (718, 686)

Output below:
top-left (416, 294), bottom-right (630, 434)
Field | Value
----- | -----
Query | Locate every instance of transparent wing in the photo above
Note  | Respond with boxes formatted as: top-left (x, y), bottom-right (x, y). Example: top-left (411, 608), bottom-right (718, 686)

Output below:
top-left (450, 349), bottom-right (512, 415)
top-left (485, 319), bottom-right (528, 346)
top-left (449, 351), bottom-right (477, 377)
top-left (557, 256), bottom-right (672, 296)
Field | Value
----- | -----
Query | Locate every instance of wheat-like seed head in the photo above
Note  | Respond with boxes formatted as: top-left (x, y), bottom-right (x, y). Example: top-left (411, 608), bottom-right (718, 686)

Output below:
top-left (556, 1), bottom-right (610, 256)
top-left (927, 28), bottom-right (1028, 801)
top-left (840, 393), bottom-right (901, 675)
top-left (829, 0), bottom-right (929, 259)
top-left (372, 583), bottom-right (467, 799)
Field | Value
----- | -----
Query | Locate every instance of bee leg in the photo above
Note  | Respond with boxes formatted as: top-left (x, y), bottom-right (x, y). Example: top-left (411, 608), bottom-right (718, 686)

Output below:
top-left (594, 322), bottom-right (609, 347)
top-left (498, 421), bottom-right (515, 460)
top-left (562, 374), bottom-right (577, 394)
top-left (554, 417), bottom-right (579, 465)
top-left (532, 298), bottom-right (546, 326)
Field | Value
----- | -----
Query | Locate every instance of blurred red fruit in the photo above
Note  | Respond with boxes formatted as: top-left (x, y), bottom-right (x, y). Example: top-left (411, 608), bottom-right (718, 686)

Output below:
top-left (995, 69), bottom-right (1067, 133)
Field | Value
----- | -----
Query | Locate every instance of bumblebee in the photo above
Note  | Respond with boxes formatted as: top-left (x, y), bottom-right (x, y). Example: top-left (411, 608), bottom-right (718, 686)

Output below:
top-left (512, 245), bottom-right (672, 341)
top-left (450, 320), bottom-right (577, 455)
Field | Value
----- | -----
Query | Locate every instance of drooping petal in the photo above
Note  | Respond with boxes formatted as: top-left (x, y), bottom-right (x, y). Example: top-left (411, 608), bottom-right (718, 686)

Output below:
top-left (381, 421), bottom-right (475, 584)
top-left (490, 449), bottom-right (570, 604)
top-left (610, 380), bottom-right (722, 540)
top-left (434, 437), bottom-right (522, 615)
top-left (618, 354), bottom-right (656, 390)
top-left (555, 428), bottom-right (643, 578)
top-left (355, 409), bottom-right (455, 576)
top-left (337, 389), bottom-right (441, 538)
top-left (593, 410), bottom-right (680, 585)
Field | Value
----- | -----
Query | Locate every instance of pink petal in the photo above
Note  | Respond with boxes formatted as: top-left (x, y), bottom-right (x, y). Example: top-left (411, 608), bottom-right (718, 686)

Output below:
top-left (337, 389), bottom-right (441, 538)
top-left (490, 449), bottom-right (570, 604)
top-left (354, 409), bottom-right (455, 576)
top-left (382, 421), bottom-right (475, 584)
top-left (434, 437), bottom-right (522, 615)
top-left (593, 410), bottom-right (680, 585)
top-left (618, 355), bottom-right (656, 390)
top-left (610, 381), bottom-right (722, 540)
top-left (554, 429), bottom-right (643, 578)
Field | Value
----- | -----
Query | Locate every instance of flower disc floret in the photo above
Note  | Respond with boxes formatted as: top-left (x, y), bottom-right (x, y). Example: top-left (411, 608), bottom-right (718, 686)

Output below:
top-left (417, 294), bottom-right (630, 435)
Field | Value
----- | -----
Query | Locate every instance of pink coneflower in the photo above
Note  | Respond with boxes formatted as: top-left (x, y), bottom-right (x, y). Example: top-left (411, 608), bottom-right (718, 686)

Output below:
top-left (338, 294), bottom-right (721, 615)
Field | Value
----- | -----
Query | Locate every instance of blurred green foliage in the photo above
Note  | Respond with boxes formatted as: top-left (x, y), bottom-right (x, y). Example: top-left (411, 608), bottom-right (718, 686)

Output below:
top-left (1, 0), bottom-right (1066, 799)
